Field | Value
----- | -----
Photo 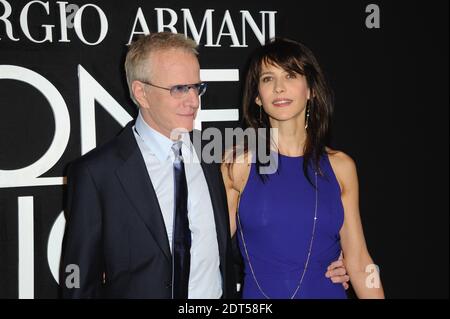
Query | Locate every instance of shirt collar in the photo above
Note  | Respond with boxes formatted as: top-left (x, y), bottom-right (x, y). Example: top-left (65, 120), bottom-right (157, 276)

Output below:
top-left (135, 111), bottom-right (191, 162)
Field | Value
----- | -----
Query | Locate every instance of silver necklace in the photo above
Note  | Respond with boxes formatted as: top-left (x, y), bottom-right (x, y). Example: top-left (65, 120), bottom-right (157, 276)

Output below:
top-left (237, 171), bottom-right (318, 299)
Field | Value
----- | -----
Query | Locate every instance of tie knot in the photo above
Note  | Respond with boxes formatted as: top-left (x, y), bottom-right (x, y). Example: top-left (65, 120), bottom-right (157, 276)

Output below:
top-left (171, 141), bottom-right (183, 162)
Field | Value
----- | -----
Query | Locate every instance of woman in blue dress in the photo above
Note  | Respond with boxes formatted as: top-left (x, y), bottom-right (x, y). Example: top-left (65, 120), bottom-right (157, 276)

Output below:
top-left (222, 38), bottom-right (384, 299)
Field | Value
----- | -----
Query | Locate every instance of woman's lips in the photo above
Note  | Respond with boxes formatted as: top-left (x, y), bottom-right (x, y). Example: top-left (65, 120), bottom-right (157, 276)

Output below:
top-left (272, 98), bottom-right (293, 107)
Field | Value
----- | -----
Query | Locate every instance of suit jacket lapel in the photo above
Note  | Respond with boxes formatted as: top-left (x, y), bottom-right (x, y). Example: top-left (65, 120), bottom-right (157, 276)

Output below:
top-left (116, 123), bottom-right (171, 263)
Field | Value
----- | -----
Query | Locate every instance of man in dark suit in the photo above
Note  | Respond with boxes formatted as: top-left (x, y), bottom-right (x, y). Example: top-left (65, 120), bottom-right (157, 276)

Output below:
top-left (60, 32), bottom-right (236, 298)
top-left (60, 32), bottom-right (349, 299)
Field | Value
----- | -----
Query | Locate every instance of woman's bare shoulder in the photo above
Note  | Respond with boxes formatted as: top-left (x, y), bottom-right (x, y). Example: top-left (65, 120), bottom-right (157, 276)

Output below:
top-left (326, 148), bottom-right (358, 192)
top-left (221, 149), bottom-right (252, 192)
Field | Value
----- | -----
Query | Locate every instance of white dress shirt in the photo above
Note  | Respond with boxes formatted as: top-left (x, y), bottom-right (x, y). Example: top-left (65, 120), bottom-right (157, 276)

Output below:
top-left (133, 111), bottom-right (222, 299)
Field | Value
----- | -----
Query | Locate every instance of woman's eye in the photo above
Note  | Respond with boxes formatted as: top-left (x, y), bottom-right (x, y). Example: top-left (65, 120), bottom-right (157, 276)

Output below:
top-left (261, 77), bottom-right (272, 83)
top-left (287, 73), bottom-right (297, 79)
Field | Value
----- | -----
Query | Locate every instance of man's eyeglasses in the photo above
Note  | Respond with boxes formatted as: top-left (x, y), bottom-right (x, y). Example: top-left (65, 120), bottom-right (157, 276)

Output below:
top-left (140, 80), bottom-right (207, 99)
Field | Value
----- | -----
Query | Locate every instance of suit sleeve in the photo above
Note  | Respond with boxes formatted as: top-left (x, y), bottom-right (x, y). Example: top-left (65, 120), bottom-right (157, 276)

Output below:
top-left (60, 161), bottom-right (104, 298)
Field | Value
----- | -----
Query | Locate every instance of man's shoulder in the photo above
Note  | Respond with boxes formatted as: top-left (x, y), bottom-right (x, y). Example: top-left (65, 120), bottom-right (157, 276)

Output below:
top-left (69, 123), bottom-right (135, 172)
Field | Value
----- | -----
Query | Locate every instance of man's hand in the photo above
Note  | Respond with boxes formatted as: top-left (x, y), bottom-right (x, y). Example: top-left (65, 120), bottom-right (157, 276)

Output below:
top-left (325, 252), bottom-right (350, 290)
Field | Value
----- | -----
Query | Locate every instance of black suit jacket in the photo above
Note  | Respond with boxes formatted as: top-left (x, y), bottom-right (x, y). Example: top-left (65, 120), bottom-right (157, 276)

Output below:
top-left (60, 121), bottom-right (236, 298)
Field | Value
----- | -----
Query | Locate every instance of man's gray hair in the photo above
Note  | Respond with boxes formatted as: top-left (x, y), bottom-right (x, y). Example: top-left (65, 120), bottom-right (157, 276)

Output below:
top-left (124, 32), bottom-right (198, 106)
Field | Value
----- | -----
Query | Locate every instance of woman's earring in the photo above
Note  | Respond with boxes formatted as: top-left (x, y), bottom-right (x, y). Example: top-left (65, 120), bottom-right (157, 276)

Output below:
top-left (259, 106), bottom-right (262, 123)
top-left (305, 100), bottom-right (311, 129)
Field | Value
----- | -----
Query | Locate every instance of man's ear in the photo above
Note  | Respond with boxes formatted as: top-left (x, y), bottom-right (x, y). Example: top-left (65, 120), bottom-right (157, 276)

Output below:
top-left (132, 80), bottom-right (148, 108)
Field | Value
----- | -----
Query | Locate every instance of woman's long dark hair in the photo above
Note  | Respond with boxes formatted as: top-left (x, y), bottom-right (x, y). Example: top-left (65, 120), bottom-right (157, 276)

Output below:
top-left (227, 38), bottom-right (334, 186)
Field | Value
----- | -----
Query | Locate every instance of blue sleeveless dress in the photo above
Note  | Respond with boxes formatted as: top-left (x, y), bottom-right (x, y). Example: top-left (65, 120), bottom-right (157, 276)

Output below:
top-left (237, 153), bottom-right (347, 299)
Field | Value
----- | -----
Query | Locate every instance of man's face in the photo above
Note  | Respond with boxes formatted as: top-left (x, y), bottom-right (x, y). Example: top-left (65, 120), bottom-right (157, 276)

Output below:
top-left (137, 48), bottom-right (201, 138)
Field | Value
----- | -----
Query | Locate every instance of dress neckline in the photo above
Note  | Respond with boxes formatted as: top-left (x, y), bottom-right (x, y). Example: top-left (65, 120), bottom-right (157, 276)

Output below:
top-left (276, 152), bottom-right (304, 159)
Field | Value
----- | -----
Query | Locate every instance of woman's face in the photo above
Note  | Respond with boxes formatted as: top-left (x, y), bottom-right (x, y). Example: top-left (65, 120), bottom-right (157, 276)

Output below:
top-left (255, 61), bottom-right (311, 126)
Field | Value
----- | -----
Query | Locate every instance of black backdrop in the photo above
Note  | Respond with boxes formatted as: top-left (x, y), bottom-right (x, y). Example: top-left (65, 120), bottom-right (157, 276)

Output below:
top-left (0, 0), bottom-right (448, 299)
